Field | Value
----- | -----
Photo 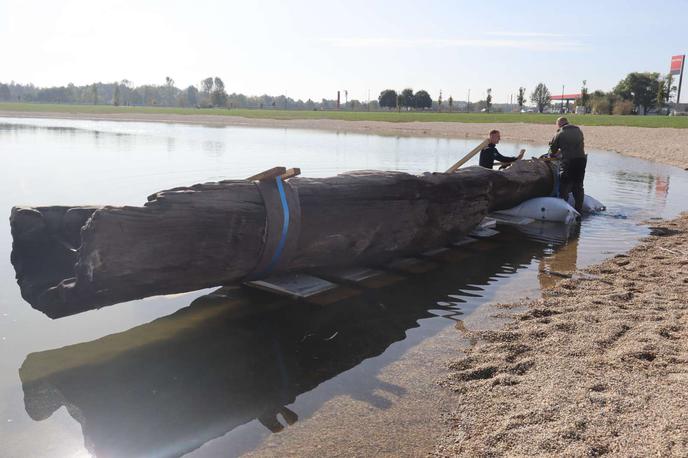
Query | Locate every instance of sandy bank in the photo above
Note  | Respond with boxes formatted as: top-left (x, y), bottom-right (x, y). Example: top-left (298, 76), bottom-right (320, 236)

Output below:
top-left (434, 215), bottom-right (688, 456)
top-left (1, 110), bottom-right (687, 170)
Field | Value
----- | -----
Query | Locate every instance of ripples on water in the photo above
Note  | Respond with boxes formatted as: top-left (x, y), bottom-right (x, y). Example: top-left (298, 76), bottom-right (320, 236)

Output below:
top-left (0, 118), bottom-right (687, 457)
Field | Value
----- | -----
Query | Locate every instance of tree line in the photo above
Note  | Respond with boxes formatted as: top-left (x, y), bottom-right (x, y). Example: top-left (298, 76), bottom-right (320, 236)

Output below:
top-left (525, 72), bottom-right (677, 115)
top-left (378, 89), bottom-right (433, 110)
top-left (0, 70), bottom-right (680, 115)
top-left (0, 77), bottom-right (366, 111)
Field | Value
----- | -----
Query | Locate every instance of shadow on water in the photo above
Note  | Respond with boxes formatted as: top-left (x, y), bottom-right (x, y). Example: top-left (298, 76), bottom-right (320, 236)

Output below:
top-left (17, 224), bottom-right (575, 458)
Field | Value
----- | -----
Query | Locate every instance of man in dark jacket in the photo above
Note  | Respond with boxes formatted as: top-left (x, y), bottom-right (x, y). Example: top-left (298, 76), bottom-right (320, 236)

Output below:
top-left (549, 117), bottom-right (587, 212)
top-left (479, 130), bottom-right (525, 169)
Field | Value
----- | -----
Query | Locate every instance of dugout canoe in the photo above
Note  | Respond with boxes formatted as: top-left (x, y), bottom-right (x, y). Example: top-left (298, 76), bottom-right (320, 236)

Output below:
top-left (10, 159), bottom-right (555, 317)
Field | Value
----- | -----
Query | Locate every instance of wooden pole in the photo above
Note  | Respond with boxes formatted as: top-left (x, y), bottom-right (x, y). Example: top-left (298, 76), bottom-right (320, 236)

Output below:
top-left (445, 139), bottom-right (490, 173)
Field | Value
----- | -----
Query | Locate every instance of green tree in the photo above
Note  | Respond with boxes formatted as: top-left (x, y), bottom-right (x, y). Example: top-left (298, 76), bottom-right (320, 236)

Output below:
top-left (530, 83), bottom-right (551, 113)
top-left (201, 77), bottom-right (213, 94)
top-left (486, 88), bottom-right (492, 112)
top-left (437, 90), bottom-right (443, 112)
top-left (201, 77), bottom-right (214, 106)
top-left (113, 83), bottom-right (120, 106)
top-left (448, 96), bottom-right (453, 112)
top-left (613, 72), bottom-right (660, 115)
top-left (0, 83), bottom-right (11, 101)
top-left (656, 74), bottom-right (675, 114)
top-left (517, 87), bottom-right (526, 111)
top-left (211, 77), bottom-right (228, 107)
top-left (612, 99), bottom-right (634, 115)
top-left (656, 76), bottom-right (667, 112)
top-left (119, 79), bottom-right (132, 106)
top-left (414, 90), bottom-right (432, 109)
top-left (666, 74), bottom-right (676, 103)
top-left (378, 89), bottom-right (397, 109)
top-left (590, 90), bottom-right (618, 115)
top-left (186, 85), bottom-right (199, 107)
top-left (579, 80), bottom-right (589, 113)
top-left (400, 88), bottom-right (414, 109)
top-left (91, 83), bottom-right (98, 105)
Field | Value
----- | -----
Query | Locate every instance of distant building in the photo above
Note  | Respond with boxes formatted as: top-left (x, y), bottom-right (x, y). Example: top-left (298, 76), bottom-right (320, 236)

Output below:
top-left (550, 93), bottom-right (582, 113)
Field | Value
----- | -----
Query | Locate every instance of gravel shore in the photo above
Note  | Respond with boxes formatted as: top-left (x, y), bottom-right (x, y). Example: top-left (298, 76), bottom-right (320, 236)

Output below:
top-left (433, 216), bottom-right (688, 456)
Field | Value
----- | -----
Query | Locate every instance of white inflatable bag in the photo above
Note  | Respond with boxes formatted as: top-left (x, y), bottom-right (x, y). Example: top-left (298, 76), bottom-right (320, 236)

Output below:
top-left (496, 197), bottom-right (580, 224)
top-left (567, 194), bottom-right (606, 213)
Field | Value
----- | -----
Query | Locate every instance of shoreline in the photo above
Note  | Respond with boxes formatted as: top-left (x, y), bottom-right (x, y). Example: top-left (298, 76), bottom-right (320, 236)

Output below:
top-left (434, 214), bottom-right (688, 456)
top-left (1, 110), bottom-right (687, 170)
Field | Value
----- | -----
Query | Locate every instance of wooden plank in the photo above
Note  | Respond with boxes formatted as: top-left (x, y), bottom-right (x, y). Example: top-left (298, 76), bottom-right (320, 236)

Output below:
top-left (244, 273), bottom-right (337, 298)
top-left (445, 139), bottom-right (490, 173)
top-left (246, 166), bottom-right (287, 181)
top-left (280, 168), bottom-right (301, 180)
top-left (479, 217), bottom-right (497, 229)
top-left (316, 266), bottom-right (404, 289)
top-left (319, 266), bottom-right (384, 283)
top-left (469, 227), bottom-right (500, 238)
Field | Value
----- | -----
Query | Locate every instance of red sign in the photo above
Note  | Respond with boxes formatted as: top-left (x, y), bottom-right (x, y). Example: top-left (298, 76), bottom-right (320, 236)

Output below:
top-left (550, 94), bottom-right (582, 101)
top-left (670, 55), bottom-right (685, 75)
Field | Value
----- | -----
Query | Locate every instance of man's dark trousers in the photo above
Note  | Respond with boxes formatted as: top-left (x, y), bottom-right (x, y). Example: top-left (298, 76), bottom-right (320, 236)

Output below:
top-left (560, 156), bottom-right (587, 212)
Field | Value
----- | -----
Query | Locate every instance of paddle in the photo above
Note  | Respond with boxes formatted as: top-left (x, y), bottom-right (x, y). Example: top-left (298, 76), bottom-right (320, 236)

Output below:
top-left (444, 139), bottom-right (490, 173)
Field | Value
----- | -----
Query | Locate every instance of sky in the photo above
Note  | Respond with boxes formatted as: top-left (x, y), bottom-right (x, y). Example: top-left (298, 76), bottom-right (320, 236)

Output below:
top-left (1, 0), bottom-right (687, 102)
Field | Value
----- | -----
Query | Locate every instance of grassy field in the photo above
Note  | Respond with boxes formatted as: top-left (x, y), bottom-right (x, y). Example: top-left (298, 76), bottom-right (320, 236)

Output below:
top-left (1, 102), bottom-right (687, 128)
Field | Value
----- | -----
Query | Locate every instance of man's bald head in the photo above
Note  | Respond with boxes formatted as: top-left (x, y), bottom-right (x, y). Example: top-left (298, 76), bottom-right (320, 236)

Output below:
top-left (557, 117), bottom-right (569, 127)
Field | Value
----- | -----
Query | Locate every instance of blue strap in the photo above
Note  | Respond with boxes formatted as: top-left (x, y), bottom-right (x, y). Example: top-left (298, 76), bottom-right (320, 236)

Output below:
top-left (260, 176), bottom-right (290, 276)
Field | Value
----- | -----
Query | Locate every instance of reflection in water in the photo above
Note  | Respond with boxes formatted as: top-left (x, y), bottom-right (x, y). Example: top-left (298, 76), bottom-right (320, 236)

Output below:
top-left (655, 175), bottom-right (669, 200)
top-left (537, 227), bottom-right (580, 290)
top-left (613, 170), bottom-right (654, 186)
top-left (0, 122), bottom-right (134, 139)
top-left (19, 229), bottom-right (574, 458)
top-left (0, 123), bottom-right (80, 134)
top-left (203, 140), bottom-right (225, 156)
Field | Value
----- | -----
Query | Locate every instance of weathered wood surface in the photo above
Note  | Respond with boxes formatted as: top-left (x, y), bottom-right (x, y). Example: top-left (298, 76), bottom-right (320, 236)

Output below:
top-left (10, 159), bottom-right (554, 317)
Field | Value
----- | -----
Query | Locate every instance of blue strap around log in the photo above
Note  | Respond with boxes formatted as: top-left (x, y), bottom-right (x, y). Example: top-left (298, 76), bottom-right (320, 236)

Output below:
top-left (246, 176), bottom-right (301, 279)
top-left (262, 176), bottom-right (290, 275)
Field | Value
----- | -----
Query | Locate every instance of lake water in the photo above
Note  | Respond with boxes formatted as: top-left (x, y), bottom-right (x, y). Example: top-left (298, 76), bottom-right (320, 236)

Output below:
top-left (1, 118), bottom-right (687, 457)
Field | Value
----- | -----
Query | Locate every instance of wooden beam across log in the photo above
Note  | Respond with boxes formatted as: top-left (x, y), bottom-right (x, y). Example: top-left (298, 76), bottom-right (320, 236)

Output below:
top-left (10, 159), bottom-right (554, 317)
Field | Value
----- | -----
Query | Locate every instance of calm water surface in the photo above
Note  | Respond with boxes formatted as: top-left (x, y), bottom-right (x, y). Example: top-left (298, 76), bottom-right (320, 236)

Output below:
top-left (1, 118), bottom-right (687, 457)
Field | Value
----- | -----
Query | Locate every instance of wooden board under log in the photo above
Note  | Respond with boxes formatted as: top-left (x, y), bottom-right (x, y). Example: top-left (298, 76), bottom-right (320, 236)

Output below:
top-left (10, 159), bottom-right (554, 317)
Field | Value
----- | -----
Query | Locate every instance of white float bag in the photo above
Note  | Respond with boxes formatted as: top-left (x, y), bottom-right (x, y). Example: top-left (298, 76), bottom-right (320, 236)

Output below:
top-left (495, 197), bottom-right (580, 224)
top-left (567, 194), bottom-right (606, 213)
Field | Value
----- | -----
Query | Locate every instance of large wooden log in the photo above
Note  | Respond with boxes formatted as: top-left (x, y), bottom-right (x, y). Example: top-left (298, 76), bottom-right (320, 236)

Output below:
top-left (10, 160), bottom-right (554, 317)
